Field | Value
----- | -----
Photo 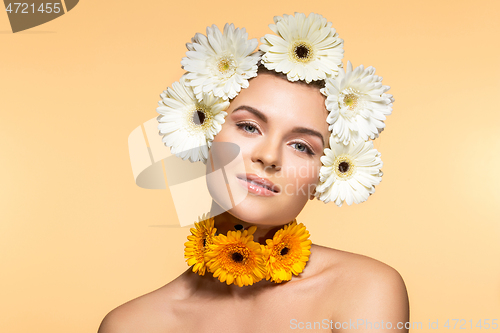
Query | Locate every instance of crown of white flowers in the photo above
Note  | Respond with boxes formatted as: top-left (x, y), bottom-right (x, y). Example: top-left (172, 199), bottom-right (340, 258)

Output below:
top-left (157, 12), bottom-right (394, 207)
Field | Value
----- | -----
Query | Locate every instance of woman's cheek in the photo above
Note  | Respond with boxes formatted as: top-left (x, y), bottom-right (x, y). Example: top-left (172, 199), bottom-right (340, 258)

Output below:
top-left (303, 165), bottom-right (320, 195)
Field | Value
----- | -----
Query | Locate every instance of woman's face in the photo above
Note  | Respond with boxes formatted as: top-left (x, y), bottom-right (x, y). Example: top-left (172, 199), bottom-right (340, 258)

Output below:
top-left (208, 73), bottom-right (330, 226)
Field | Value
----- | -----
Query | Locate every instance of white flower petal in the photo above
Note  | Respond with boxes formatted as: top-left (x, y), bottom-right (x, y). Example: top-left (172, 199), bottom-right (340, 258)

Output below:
top-left (182, 24), bottom-right (259, 101)
top-left (314, 141), bottom-right (383, 206)
top-left (155, 77), bottom-right (229, 163)
top-left (259, 12), bottom-right (344, 82)
top-left (323, 62), bottom-right (393, 145)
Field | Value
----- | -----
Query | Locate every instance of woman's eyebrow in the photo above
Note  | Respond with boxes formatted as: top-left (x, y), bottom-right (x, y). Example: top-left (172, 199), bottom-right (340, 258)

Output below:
top-left (291, 127), bottom-right (325, 147)
top-left (232, 105), bottom-right (325, 147)
top-left (232, 105), bottom-right (268, 123)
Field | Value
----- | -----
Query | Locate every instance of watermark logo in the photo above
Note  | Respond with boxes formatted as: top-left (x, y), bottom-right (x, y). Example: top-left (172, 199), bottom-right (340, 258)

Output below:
top-left (4, 0), bottom-right (79, 33)
top-left (128, 118), bottom-right (249, 227)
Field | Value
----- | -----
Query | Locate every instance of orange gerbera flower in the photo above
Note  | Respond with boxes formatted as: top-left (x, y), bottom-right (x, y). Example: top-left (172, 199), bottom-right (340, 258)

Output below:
top-left (184, 215), bottom-right (216, 275)
top-left (264, 220), bottom-right (312, 283)
top-left (204, 226), bottom-right (266, 287)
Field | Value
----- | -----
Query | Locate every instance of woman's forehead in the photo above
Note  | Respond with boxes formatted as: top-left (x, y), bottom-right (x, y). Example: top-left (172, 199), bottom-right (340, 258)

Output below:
top-left (228, 74), bottom-right (329, 137)
top-left (230, 74), bottom-right (327, 120)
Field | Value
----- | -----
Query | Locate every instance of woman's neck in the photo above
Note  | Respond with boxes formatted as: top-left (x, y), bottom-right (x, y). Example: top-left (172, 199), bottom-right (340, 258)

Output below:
top-left (209, 202), bottom-right (285, 245)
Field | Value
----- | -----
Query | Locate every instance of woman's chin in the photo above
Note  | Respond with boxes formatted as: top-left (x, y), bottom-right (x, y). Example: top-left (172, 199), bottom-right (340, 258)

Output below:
top-left (225, 199), bottom-right (301, 226)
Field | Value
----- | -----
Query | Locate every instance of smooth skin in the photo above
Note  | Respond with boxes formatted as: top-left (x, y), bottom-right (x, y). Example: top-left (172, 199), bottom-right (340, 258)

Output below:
top-left (98, 74), bottom-right (409, 333)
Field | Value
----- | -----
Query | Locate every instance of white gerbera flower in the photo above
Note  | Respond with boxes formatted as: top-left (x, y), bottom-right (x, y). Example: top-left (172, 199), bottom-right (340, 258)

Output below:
top-left (322, 61), bottom-right (394, 145)
top-left (259, 12), bottom-right (344, 83)
top-left (315, 136), bottom-right (383, 207)
top-left (181, 23), bottom-right (260, 101)
top-left (156, 77), bottom-right (229, 163)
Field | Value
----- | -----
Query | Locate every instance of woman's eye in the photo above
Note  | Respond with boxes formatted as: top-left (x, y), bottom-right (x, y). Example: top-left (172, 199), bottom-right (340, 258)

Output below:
top-left (293, 143), bottom-right (306, 151)
top-left (236, 122), bottom-right (259, 134)
top-left (244, 124), bottom-right (257, 133)
top-left (291, 142), bottom-right (314, 155)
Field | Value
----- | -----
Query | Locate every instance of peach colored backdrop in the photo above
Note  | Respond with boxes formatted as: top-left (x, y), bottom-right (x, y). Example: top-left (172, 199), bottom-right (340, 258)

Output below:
top-left (1, 0), bottom-right (499, 332)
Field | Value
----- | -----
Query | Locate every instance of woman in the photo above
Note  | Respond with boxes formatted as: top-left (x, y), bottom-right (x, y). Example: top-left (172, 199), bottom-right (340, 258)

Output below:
top-left (99, 13), bottom-right (409, 332)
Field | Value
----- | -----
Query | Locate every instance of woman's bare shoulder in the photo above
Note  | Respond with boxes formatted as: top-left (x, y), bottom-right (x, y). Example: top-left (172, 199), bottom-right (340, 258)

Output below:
top-left (311, 243), bottom-right (405, 279)
top-left (311, 244), bottom-right (409, 328)
top-left (97, 275), bottom-right (188, 333)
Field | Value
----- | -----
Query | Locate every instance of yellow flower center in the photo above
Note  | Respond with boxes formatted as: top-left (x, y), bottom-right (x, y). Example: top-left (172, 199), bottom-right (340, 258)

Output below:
top-left (193, 110), bottom-right (205, 125)
top-left (214, 243), bottom-right (259, 277)
top-left (280, 247), bottom-right (289, 256)
top-left (219, 60), bottom-right (230, 72)
top-left (343, 93), bottom-right (358, 109)
top-left (186, 105), bottom-right (213, 134)
top-left (216, 55), bottom-right (236, 77)
top-left (339, 88), bottom-right (362, 119)
top-left (273, 241), bottom-right (290, 258)
top-left (231, 252), bottom-right (244, 263)
top-left (290, 40), bottom-right (315, 63)
top-left (334, 155), bottom-right (356, 179)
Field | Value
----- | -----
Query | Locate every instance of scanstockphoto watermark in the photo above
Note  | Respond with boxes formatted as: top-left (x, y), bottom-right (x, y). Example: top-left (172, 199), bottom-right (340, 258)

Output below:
top-left (246, 161), bottom-right (322, 196)
top-left (233, 158), bottom-right (323, 196)
top-left (279, 181), bottom-right (317, 196)
top-left (253, 162), bottom-right (322, 179)
top-left (290, 319), bottom-right (422, 330)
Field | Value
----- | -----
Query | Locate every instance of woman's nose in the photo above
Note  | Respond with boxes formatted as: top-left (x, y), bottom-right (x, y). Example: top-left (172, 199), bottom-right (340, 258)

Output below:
top-left (251, 137), bottom-right (282, 171)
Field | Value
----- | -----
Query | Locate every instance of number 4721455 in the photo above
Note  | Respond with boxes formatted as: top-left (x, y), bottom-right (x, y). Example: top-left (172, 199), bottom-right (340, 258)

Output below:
top-left (444, 319), bottom-right (498, 329)
top-left (5, 3), bottom-right (62, 14)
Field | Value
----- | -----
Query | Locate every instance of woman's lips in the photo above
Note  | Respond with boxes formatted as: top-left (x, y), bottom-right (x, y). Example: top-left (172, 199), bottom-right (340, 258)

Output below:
top-left (236, 174), bottom-right (279, 196)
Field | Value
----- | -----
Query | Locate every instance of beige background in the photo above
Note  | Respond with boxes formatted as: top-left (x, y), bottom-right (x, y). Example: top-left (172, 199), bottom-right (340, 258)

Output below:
top-left (1, 0), bottom-right (499, 332)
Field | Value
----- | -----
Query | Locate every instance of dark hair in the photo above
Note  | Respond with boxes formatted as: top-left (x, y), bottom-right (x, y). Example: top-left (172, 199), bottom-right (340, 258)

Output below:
top-left (255, 61), bottom-right (326, 91)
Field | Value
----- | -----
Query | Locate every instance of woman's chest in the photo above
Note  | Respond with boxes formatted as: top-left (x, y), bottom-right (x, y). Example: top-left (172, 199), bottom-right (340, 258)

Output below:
top-left (174, 286), bottom-right (336, 333)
